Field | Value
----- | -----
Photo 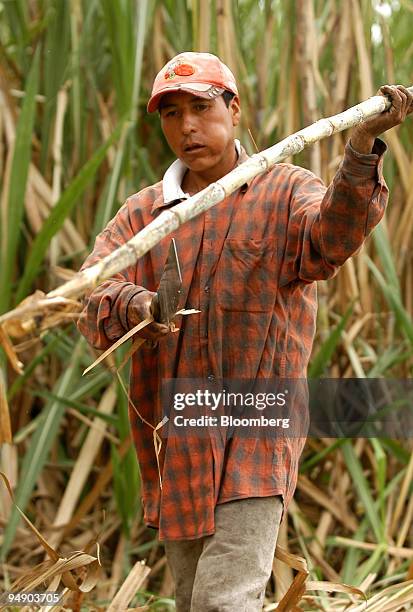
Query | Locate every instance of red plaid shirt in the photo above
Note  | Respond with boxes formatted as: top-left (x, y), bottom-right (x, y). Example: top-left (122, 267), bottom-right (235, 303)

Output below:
top-left (78, 139), bottom-right (388, 540)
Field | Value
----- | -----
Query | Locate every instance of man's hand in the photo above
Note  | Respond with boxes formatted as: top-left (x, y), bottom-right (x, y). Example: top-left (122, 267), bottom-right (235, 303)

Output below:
top-left (127, 290), bottom-right (169, 341)
top-left (350, 85), bottom-right (413, 154)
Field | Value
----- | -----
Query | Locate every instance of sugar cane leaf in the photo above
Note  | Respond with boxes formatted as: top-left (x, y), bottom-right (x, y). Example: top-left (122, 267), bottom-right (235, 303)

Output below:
top-left (1, 339), bottom-right (84, 560)
top-left (341, 439), bottom-right (385, 544)
top-left (308, 303), bottom-right (354, 377)
top-left (366, 256), bottom-right (413, 346)
top-left (39, 0), bottom-right (71, 171)
top-left (372, 221), bottom-right (400, 293)
top-left (15, 122), bottom-right (123, 303)
top-left (0, 48), bottom-right (40, 315)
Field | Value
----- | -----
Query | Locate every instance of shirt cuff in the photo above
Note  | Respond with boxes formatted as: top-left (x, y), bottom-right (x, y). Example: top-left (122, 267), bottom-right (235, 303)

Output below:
top-left (119, 285), bottom-right (148, 331)
top-left (343, 137), bottom-right (387, 178)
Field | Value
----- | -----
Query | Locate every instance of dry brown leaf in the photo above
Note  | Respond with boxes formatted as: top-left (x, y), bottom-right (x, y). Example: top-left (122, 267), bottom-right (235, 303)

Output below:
top-left (106, 560), bottom-right (151, 612)
top-left (83, 307), bottom-right (200, 375)
top-left (306, 579), bottom-right (366, 600)
top-left (0, 370), bottom-right (12, 444)
top-left (0, 325), bottom-right (23, 374)
top-left (48, 384), bottom-right (117, 552)
top-left (60, 437), bottom-right (132, 540)
top-left (0, 472), bottom-right (102, 605)
top-left (297, 474), bottom-right (358, 531)
top-left (82, 316), bottom-right (154, 376)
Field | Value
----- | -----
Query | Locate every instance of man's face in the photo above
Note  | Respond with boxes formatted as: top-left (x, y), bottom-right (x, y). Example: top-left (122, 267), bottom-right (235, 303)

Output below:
top-left (159, 91), bottom-right (241, 175)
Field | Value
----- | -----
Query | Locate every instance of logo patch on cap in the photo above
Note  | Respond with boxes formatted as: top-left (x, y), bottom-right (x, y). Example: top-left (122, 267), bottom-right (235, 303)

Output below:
top-left (175, 63), bottom-right (195, 76)
top-left (165, 60), bottom-right (195, 80)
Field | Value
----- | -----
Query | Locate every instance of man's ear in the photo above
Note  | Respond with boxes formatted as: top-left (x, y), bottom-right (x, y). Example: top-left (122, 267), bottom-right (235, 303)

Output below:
top-left (230, 95), bottom-right (241, 126)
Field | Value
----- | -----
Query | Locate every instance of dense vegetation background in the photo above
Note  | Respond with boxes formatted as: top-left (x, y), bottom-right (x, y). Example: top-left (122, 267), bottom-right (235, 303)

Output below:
top-left (0, 0), bottom-right (413, 609)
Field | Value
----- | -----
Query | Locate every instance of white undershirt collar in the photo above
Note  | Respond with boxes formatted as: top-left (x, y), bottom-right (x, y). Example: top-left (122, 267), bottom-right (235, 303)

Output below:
top-left (162, 139), bottom-right (242, 205)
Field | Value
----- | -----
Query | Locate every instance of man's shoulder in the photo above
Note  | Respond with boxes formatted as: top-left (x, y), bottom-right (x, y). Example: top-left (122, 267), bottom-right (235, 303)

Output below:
top-left (250, 161), bottom-right (325, 194)
top-left (102, 181), bottom-right (164, 236)
top-left (269, 162), bottom-right (320, 182)
top-left (125, 180), bottom-right (163, 212)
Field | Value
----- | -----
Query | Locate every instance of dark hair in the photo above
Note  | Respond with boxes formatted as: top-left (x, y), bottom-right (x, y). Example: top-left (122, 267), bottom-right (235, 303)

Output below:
top-left (222, 90), bottom-right (235, 107)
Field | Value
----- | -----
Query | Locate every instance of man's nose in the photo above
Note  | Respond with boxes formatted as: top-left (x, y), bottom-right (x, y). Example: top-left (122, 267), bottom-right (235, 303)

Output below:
top-left (181, 111), bottom-right (197, 134)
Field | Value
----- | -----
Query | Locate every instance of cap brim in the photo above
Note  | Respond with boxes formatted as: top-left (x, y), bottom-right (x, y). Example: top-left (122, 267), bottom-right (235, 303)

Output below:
top-left (147, 83), bottom-right (225, 113)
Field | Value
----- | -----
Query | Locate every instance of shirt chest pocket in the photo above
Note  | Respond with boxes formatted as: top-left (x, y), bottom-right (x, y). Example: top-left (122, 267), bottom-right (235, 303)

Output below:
top-left (214, 238), bottom-right (277, 312)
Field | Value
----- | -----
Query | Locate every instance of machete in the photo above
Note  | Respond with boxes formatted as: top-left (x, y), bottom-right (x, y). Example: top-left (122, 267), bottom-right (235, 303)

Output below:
top-left (151, 238), bottom-right (182, 326)
top-left (82, 238), bottom-right (182, 375)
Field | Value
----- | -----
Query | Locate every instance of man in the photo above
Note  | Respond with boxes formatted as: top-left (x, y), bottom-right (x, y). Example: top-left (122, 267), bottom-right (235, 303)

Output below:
top-left (78, 52), bottom-right (412, 611)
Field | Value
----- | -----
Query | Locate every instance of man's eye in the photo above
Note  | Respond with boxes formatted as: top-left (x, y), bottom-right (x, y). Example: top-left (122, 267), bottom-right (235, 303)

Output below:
top-left (165, 110), bottom-right (177, 117)
top-left (195, 104), bottom-right (208, 111)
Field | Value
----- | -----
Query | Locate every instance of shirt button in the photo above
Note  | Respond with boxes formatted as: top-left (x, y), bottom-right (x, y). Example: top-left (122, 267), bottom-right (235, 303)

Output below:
top-left (207, 374), bottom-right (215, 382)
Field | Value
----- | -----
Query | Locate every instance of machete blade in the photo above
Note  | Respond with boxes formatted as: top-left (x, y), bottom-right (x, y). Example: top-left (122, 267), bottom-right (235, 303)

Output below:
top-left (151, 238), bottom-right (182, 325)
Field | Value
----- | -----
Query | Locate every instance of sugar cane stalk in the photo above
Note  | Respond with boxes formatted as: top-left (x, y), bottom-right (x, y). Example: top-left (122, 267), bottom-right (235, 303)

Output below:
top-left (1, 86), bottom-right (412, 325)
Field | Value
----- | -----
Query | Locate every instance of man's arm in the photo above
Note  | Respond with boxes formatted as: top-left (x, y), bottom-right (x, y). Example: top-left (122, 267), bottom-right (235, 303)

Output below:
top-left (77, 200), bottom-right (168, 350)
top-left (279, 138), bottom-right (388, 285)
top-left (350, 85), bottom-right (413, 154)
top-left (279, 85), bottom-right (413, 286)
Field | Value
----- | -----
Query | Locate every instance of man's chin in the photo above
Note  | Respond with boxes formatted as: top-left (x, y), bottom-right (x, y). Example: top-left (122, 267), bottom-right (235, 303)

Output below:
top-left (182, 157), bottom-right (217, 174)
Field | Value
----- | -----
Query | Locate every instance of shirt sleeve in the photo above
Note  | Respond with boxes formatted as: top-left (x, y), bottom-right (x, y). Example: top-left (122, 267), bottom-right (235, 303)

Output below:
top-left (77, 199), bottom-right (147, 350)
top-left (279, 138), bottom-right (388, 286)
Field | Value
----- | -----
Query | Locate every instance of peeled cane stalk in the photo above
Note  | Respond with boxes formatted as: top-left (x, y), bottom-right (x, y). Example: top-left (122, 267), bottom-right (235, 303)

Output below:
top-left (1, 86), bottom-right (412, 325)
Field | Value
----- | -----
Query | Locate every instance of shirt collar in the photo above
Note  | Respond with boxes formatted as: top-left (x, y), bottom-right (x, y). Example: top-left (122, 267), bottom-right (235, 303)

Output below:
top-left (151, 139), bottom-right (250, 214)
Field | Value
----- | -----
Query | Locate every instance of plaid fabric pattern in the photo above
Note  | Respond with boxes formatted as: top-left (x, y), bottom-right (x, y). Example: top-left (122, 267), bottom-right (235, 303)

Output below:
top-left (78, 139), bottom-right (388, 540)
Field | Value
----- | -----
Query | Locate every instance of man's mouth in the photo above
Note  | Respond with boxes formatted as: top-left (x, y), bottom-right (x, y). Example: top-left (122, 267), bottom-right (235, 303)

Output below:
top-left (183, 143), bottom-right (206, 153)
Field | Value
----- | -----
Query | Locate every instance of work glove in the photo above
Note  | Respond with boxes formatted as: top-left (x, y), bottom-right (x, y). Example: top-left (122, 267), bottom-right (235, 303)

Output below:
top-left (127, 289), bottom-right (169, 341)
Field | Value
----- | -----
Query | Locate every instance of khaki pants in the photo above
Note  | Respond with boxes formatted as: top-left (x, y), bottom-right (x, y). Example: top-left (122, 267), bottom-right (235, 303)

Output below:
top-left (163, 496), bottom-right (283, 612)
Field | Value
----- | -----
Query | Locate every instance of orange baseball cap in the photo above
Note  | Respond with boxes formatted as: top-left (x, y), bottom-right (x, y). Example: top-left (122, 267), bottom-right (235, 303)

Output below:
top-left (147, 52), bottom-right (239, 113)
